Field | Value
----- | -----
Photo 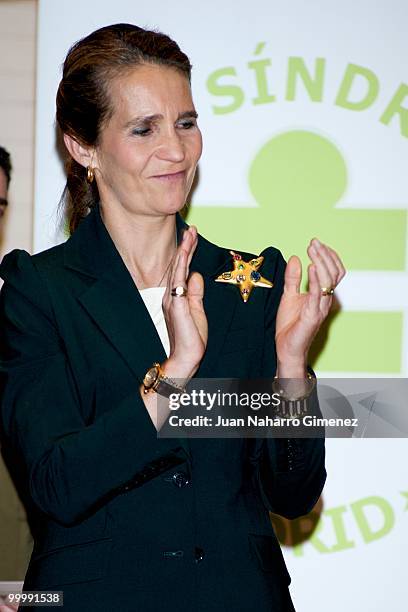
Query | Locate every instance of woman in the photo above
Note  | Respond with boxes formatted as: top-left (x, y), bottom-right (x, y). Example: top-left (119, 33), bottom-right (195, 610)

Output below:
top-left (0, 24), bottom-right (345, 611)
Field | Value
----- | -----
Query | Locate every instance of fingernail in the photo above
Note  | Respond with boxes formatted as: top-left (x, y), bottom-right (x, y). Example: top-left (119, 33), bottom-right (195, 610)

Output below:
top-left (313, 238), bottom-right (321, 247)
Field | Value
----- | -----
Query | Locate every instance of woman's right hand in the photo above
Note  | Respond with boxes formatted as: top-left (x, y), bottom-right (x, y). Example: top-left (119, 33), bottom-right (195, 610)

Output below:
top-left (161, 225), bottom-right (208, 382)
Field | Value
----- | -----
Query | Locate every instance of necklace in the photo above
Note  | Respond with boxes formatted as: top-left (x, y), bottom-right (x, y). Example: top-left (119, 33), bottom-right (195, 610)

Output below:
top-left (148, 225), bottom-right (178, 288)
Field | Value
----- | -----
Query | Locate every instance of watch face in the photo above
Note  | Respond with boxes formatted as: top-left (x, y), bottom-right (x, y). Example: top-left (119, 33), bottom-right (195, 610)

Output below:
top-left (143, 365), bottom-right (159, 388)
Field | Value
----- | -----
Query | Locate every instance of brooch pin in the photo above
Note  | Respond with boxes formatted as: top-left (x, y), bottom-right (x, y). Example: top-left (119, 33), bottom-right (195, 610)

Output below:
top-left (215, 251), bottom-right (273, 303)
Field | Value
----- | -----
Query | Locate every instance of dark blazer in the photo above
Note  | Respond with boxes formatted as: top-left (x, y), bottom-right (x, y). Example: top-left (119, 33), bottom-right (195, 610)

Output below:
top-left (0, 204), bottom-right (325, 612)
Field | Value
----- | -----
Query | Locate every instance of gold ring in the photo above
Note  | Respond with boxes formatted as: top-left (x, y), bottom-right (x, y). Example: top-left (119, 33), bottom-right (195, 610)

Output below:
top-left (321, 287), bottom-right (334, 296)
top-left (171, 286), bottom-right (188, 297)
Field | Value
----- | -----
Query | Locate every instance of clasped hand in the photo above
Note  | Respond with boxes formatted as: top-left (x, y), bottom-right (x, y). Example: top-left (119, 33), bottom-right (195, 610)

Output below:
top-left (162, 228), bottom-right (345, 381)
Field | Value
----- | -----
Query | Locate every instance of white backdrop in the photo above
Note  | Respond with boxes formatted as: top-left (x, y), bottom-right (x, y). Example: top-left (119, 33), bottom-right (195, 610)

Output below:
top-left (35, 1), bottom-right (407, 610)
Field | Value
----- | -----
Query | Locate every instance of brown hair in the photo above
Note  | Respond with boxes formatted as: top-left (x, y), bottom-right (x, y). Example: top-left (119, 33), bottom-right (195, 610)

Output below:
top-left (0, 146), bottom-right (12, 186)
top-left (56, 23), bottom-right (192, 234)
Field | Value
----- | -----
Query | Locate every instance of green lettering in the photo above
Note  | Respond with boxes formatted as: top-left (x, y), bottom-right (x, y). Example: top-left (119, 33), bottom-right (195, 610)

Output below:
top-left (206, 67), bottom-right (244, 115)
top-left (248, 58), bottom-right (275, 105)
top-left (380, 84), bottom-right (408, 137)
top-left (335, 63), bottom-right (379, 110)
top-left (324, 505), bottom-right (355, 552)
top-left (351, 495), bottom-right (395, 543)
top-left (286, 57), bottom-right (325, 102)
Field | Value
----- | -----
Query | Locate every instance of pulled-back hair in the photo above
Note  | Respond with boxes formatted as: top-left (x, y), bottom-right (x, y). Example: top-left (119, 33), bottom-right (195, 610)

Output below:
top-left (56, 23), bottom-right (192, 234)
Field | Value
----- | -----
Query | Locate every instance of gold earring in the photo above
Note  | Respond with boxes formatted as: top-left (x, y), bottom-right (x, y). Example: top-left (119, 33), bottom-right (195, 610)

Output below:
top-left (86, 165), bottom-right (94, 184)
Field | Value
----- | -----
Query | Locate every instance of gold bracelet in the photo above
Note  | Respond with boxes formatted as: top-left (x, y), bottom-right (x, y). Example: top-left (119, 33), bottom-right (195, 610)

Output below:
top-left (272, 372), bottom-right (316, 419)
top-left (272, 371), bottom-right (316, 402)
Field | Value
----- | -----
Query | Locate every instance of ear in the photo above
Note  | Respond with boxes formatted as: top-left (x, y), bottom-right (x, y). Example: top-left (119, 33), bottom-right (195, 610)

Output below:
top-left (63, 133), bottom-right (94, 168)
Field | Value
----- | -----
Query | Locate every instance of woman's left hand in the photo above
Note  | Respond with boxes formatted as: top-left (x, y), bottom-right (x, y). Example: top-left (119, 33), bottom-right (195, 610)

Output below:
top-left (275, 238), bottom-right (346, 377)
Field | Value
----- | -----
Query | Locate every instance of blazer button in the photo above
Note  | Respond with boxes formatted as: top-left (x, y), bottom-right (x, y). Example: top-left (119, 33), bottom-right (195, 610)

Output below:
top-left (163, 550), bottom-right (184, 558)
top-left (194, 547), bottom-right (205, 563)
top-left (172, 471), bottom-right (190, 488)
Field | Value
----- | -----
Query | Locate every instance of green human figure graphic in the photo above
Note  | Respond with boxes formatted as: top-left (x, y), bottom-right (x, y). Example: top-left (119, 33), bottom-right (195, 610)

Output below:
top-left (186, 131), bottom-right (406, 373)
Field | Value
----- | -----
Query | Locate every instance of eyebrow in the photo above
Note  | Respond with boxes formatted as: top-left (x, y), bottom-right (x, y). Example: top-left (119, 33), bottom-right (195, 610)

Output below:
top-left (124, 110), bottom-right (198, 128)
top-left (0, 198), bottom-right (8, 207)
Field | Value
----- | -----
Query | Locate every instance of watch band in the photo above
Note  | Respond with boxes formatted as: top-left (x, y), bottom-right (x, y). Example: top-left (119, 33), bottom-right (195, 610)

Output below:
top-left (152, 376), bottom-right (185, 398)
top-left (143, 362), bottom-right (186, 397)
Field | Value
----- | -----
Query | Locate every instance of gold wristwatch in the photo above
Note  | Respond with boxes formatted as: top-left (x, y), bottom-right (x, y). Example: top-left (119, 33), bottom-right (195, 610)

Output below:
top-left (142, 362), bottom-right (186, 398)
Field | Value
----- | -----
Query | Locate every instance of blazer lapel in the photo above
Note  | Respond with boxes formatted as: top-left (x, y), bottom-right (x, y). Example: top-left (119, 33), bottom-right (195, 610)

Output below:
top-left (64, 205), bottom-right (168, 381)
top-left (63, 204), bottom-right (239, 382)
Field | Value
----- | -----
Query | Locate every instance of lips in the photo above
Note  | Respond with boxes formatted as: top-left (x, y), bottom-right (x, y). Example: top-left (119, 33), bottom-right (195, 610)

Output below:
top-left (151, 170), bottom-right (186, 180)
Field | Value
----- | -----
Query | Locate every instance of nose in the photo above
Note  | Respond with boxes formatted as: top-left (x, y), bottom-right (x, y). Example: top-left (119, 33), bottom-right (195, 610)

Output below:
top-left (156, 128), bottom-right (185, 163)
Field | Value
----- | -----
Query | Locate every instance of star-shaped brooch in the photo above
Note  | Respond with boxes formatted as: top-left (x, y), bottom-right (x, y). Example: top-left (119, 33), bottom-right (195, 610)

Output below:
top-left (215, 251), bottom-right (273, 303)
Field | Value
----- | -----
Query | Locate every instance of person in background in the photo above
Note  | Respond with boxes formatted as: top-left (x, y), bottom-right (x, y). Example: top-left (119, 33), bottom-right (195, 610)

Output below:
top-left (0, 147), bottom-right (11, 221)
top-left (0, 145), bottom-right (30, 612)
